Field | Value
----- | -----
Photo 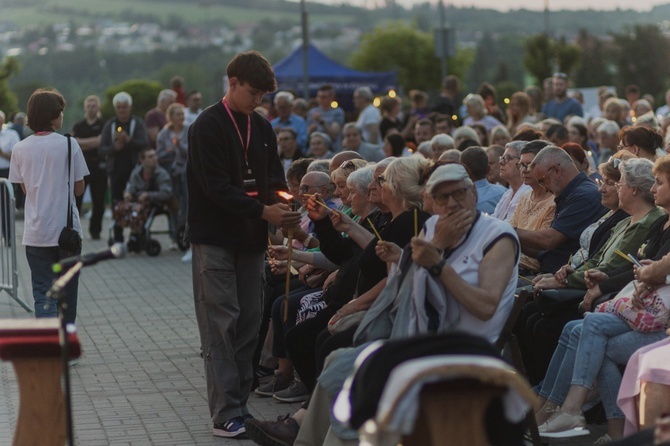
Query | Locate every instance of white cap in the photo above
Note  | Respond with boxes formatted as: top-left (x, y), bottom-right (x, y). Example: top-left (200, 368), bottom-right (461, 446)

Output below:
top-left (425, 164), bottom-right (469, 194)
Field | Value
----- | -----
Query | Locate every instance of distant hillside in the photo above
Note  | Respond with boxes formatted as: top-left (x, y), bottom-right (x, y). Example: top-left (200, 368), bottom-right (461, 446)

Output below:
top-left (0, 0), bottom-right (669, 36)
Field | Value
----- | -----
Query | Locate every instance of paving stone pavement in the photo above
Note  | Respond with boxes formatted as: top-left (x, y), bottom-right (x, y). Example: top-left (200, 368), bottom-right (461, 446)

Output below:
top-left (0, 214), bottom-right (610, 445)
top-left (0, 215), bottom-right (300, 445)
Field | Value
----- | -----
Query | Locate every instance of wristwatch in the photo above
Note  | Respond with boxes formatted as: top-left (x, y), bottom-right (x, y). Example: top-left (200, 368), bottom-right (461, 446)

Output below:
top-left (428, 259), bottom-right (447, 277)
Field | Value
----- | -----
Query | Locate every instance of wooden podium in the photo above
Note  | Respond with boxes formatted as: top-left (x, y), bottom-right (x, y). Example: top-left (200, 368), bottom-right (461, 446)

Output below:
top-left (0, 319), bottom-right (81, 446)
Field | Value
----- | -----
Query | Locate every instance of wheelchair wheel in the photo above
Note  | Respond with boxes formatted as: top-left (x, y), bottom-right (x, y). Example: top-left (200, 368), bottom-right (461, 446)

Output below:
top-left (177, 225), bottom-right (189, 251)
top-left (145, 239), bottom-right (161, 257)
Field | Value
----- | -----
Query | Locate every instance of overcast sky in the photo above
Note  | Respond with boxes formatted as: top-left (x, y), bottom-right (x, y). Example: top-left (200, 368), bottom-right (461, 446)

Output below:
top-left (314, 0), bottom-right (666, 12)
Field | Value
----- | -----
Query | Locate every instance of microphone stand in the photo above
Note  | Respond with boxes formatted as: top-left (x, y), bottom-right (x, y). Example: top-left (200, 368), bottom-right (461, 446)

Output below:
top-left (46, 261), bottom-right (83, 446)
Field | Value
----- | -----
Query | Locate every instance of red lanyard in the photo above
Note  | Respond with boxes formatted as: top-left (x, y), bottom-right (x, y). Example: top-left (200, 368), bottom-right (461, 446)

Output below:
top-left (222, 99), bottom-right (251, 165)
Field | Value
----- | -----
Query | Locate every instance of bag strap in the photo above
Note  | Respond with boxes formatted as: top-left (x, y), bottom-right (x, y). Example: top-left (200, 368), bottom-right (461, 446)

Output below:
top-left (65, 134), bottom-right (73, 229)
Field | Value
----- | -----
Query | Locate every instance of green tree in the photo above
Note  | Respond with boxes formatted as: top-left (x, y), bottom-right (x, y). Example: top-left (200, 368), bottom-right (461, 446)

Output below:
top-left (524, 34), bottom-right (554, 86)
top-left (101, 79), bottom-right (163, 120)
top-left (611, 24), bottom-right (670, 97)
top-left (0, 57), bottom-right (20, 115)
top-left (573, 29), bottom-right (613, 88)
top-left (349, 22), bottom-right (442, 92)
top-left (555, 37), bottom-right (581, 76)
top-left (524, 34), bottom-right (581, 86)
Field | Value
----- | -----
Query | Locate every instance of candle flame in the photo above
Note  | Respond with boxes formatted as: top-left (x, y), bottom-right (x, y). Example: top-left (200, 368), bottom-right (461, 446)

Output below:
top-left (277, 191), bottom-right (293, 201)
top-left (116, 126), bottom-right (122, 132)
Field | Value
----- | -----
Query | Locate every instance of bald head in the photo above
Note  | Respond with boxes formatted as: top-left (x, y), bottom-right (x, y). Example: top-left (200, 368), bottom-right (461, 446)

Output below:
top-left (301, 171), bottom-right (333, 198)
top-left (530, 146), bottom-right (579, 195)
top-left (329, 151), bottom-right (364, 173)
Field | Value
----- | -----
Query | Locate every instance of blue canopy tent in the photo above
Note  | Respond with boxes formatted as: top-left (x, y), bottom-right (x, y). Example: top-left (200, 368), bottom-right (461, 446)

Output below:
top-left (273, 43), bottom-right (397, 112)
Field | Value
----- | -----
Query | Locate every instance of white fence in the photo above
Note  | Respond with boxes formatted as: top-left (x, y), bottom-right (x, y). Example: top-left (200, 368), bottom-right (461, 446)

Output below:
top-left (0, 178), bottom-right (31, 312)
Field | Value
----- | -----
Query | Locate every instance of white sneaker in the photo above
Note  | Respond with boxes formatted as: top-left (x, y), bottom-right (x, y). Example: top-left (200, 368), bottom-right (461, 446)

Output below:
top-left (181, 249), bottom-right (192, 263)
top-left (594, 433), bottom-right (613, 445)
top-left (539, 409), bottom-right (590, 438)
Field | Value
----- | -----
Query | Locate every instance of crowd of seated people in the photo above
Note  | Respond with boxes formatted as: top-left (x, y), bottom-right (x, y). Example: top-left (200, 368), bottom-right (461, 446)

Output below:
top-left (231, 72), bottom-right (670, 446)
top-left (251, 84), bottom-right (670, 446)
top-left (10, 70), bottom-right (670, 445)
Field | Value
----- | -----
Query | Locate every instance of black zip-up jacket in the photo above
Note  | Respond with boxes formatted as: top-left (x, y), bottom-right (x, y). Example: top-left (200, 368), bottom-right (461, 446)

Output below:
top-left (187, 101), bottom-right (286, 252)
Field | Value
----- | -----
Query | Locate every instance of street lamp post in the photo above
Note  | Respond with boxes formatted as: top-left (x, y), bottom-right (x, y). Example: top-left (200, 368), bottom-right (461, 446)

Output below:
top-left (301, 0), bottom-right (310, 99)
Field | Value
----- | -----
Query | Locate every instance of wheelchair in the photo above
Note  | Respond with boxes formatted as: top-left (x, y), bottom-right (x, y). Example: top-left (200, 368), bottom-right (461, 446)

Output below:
top-left (108, 201), bottom-right (179, 257)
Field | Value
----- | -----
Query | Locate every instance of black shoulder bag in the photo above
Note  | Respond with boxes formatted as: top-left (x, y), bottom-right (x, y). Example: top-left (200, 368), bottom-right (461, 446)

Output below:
top-left (57, 134), bottom-right (82, 255)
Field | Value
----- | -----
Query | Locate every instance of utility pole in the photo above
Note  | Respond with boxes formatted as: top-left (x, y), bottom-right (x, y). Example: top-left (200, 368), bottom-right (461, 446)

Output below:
top-left (301, 0), bottom-right (310, 99)
top-left (544, 0), bottom-right (550, 37)
top-left (439, 0), bottom-right (447, 79)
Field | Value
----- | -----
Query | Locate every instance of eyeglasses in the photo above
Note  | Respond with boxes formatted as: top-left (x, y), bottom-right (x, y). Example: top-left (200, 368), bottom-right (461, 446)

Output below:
top-left (376, 174), bottom-right (386, 186)
top-left (299, 184), bottom-right (322, 193)
top-left (517, 162), bottom-right (532, 172)
top-left (432, 187), bottom-right (470, 205)
top-left (537, 164), bottom-right (560, 187)
top-left (607, 156), bottom-right (622, 169)
top-left (499, 155), bottom-right (520, 165)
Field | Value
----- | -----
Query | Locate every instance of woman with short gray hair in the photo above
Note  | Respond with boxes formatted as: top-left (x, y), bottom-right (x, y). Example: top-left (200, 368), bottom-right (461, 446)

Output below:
top-left (463, 93), bottom-right (503, 132)
top-left (307, 132), bottom-right (334, 160)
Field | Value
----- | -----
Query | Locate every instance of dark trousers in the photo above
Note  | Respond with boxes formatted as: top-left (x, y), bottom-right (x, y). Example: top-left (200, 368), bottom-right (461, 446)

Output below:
top-left (315, 325), bottom-right (357, 383)
top-left (286, 308), bottom-right (334, 391)
top-left (515, 300), bottom-right (580, 385)
top-left (109, 169), bottom-right (131, 242)
top-left (271, 287), bottom-right (313, 358)
top-left (75, 165), bottom-right (108, 238)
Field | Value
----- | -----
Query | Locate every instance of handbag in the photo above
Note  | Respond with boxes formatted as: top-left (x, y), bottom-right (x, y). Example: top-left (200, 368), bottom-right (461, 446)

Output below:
top-left (535, 288), bottom-right (586, 316)
top-left (57, 135), bottom-right (82, 255)
top-left (595, 281), bottom-right (670, 333)
top-left (328, 310), bottom-right (367, 334)
top-left (305, 268), bottom-right (330, 288)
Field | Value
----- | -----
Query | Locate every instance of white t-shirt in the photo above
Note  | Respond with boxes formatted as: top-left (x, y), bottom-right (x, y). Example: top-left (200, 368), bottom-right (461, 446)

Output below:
top-left (184, 108), bottom-right (202, 126)
top-left (9, 133), bottom-right (89, 246)
top-left (356, 104), bottom-right (382, 144)
top-left (0, 128), bottom-right (20, 169)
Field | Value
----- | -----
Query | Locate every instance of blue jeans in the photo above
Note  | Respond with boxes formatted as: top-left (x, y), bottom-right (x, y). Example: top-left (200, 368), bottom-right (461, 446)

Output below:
top-left (25, 245), bottom-right (80, 325)
top-left (598, 328), bottom-right (667, 419)
top-left (539, 312), bottom-right (667, 420)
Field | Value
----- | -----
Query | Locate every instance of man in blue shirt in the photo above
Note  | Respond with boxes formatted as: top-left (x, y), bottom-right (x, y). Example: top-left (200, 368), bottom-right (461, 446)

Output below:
top-left (460, 146), bottom-right (506, 215)
top-left (271, 91), bottom-right (308, 151)
top-left (307, 84), bottom-right (345, 151)
top-left (516, 145), bottom-right (606, 273)
top-left (542, 73), bottom-right (583, 122)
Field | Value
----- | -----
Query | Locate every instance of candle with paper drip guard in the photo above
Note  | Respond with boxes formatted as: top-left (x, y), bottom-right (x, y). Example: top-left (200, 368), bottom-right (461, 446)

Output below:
top-left (277, 191), bottom-right (299, 321)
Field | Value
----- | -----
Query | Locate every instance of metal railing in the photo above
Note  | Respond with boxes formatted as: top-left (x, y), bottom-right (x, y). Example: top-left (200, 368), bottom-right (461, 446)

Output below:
top-left (1, 178), bottom-right (31, 312)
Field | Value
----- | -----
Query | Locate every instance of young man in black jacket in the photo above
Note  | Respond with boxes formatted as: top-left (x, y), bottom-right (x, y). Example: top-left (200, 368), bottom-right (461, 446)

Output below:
top-left (187, 50), bottom-right (301, 438)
